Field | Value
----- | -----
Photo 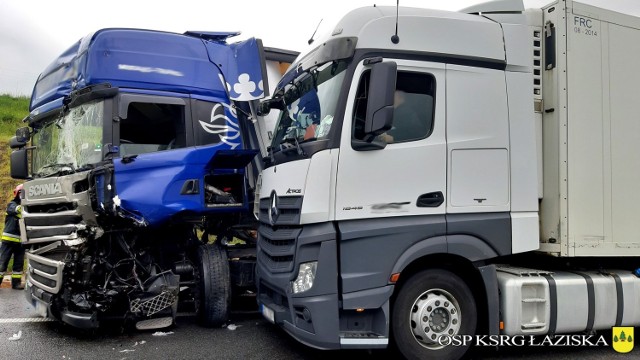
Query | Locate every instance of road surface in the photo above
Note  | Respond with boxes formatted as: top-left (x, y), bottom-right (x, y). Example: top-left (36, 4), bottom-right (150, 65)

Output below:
top-left (0, 286), bottom-right (631, 360)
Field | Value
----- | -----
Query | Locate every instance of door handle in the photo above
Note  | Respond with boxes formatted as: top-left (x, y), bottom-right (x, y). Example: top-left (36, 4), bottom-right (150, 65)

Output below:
top-left (416, 191), bottom-right (444, 208)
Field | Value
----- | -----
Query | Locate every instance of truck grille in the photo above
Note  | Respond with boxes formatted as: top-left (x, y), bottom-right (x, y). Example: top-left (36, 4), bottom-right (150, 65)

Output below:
top-left (257, 195), bottom-right (303, 274)
top-left (21, 172), bottom-right (96, 245)
top-left (22, 209), bottom-right (87, 244)
top-left (257, 226), bottom-right (301, 273)
top-left (26, 252), bottom-right (65, 294)
top-left (258, 196), bottom-right (303, 226)
top-left (533, 26), bottom-right (543, 96)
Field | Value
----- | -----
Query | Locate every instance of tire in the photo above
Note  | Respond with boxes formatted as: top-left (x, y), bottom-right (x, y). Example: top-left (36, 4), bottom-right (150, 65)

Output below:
top-left (196, 244), bottom-right (231, 327)
top-left (392, 269), bottom-right (477, 360)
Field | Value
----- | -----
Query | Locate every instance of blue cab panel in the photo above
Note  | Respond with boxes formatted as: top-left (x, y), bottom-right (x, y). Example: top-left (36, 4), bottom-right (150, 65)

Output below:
top-left (31, 28), bottom-right (267, 111)
top-left (113, 146), bottom-right (258, 226)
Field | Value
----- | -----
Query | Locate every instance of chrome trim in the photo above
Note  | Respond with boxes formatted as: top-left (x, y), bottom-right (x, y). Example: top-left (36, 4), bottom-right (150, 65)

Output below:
top-left (26, 252), bottom-right (65, 294)
top-left (25, 224), bottom-right (85, 232)
top-left (23, 210), bottom-right (79, 218)
top-left (23, 233), bottom-right (81, 245)
top-left (31, 241), bottom-right (62, 255)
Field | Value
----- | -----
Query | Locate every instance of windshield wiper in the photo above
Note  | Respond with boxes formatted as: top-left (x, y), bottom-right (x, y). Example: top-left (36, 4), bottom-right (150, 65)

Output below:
top-left (37, 163), bottom-right (75, 177)
top-left (279, 137), bottom-right (306, 157)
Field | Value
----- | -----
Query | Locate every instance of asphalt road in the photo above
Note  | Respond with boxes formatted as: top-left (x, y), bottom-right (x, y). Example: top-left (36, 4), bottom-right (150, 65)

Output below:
top-left (0, 287), bottom-right (634, 360)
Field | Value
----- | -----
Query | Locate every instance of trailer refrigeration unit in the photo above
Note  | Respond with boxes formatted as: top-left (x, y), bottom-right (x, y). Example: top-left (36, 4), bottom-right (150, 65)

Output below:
top-left (255, 1), bottom-right (640, 359)
top-left (9, 28), bottom-right (297, 330)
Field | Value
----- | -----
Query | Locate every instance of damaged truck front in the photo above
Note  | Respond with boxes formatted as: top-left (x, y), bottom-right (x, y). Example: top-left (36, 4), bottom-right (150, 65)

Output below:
top-left (9, 28), bottom-right (297, 330)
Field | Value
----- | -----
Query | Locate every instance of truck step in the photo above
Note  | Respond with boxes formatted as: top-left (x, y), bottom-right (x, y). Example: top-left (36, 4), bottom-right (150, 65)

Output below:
top-left (135, 317), bottom-right (173, 330)
top-left (521, 322), bottom-right (547, 329)
top-left (521, 298), bottom-right (547, 303)
top-left (339, 332), bottom-right (388, 348)
top-left (340, 331), bottom-right (384, 338)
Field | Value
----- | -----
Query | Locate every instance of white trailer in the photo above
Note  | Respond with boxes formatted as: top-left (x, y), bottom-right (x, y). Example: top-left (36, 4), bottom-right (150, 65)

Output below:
top-left (536, 1), bottom-right (640, 257)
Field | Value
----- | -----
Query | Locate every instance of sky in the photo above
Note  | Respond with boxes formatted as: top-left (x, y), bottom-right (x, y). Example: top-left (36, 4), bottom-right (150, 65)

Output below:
top-left (1, 0), bottom-right (639, 97)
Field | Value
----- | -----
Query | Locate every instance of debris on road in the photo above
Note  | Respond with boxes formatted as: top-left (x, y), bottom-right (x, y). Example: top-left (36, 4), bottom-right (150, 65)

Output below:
top-left (152, 331), bottom-right (174, 336)
top-left (119, 349), bottom-right (134, 353)
top-left (8, 331), bottom-right (22, 341)
top-left (133, 341), bottom-right (147, 346)
top-left (226, 324), bottom-right (240, 331)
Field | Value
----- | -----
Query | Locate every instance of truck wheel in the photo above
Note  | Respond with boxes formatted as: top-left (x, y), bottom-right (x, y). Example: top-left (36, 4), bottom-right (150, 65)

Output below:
top-left (392, 269), bottom-right (476, 360)
top-left (196, 244), bottom-right (231, 327)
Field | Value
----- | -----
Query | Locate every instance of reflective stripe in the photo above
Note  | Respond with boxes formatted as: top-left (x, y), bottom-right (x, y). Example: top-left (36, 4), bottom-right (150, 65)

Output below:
top-left (5, 204), bottom-right (21, 218)
top-left (1, 234), bottom-right (21, 242)
top-left (11, 274), bottom-right (22, 279)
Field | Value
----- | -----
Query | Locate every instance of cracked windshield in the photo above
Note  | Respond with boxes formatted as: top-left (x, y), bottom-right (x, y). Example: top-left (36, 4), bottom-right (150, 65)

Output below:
top-left (271, 60), bottom-right (347, 148)
top-left (33, 100), bottom-right (104, 177)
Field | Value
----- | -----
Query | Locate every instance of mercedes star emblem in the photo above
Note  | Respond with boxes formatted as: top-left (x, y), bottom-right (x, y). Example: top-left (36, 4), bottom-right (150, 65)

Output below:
top-left (269, 190), bottom-right (279, 226)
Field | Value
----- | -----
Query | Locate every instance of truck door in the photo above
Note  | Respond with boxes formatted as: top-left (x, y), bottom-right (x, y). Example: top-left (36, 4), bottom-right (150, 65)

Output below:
top-left (334, 59), bottom-right (447, 293)
top-left (112, 93), bottom-right (195, 226)
top-left (335, 60), bottom-right (446, 221)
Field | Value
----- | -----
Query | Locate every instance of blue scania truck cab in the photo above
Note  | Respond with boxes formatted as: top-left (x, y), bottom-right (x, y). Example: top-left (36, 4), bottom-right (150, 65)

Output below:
top-left (9, 28), bottom-right (297, 330)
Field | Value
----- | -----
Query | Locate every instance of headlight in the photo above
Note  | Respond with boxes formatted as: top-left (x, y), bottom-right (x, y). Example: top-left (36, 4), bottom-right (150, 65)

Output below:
top-left (291, 261), bottom-right (317, 294)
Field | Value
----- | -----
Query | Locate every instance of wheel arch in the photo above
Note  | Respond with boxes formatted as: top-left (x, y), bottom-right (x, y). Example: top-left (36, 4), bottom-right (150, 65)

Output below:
top-left (389, 235), bottom-right (501, 338)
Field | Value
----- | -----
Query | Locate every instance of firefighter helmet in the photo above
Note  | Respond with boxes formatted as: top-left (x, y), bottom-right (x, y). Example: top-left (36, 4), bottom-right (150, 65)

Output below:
top-left (13, 184), bottom-right (23, 197)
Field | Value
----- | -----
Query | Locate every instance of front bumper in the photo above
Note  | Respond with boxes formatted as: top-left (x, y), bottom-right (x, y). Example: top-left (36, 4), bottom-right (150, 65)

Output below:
top-left (257, 277), bottom-right (341, 350)
top-left (25, 279), bottom-right (99, 328)
top-left (256, 216), bottom-right (343, 349)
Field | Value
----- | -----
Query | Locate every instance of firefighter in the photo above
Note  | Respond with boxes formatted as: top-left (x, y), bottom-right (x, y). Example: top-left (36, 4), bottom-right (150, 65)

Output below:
top-left (0, 184), bottom-right (25, 290)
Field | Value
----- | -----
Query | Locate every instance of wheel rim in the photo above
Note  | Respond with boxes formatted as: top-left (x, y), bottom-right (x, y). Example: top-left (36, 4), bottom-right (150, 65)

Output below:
top-left (409, 288), bottom-right (461, 350)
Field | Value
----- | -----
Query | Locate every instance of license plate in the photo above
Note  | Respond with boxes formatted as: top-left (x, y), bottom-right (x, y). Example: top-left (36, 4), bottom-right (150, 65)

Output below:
top-left (35, 300), bottom-right (48, 318)
top-left (260, 304), bottom-right (275, 323)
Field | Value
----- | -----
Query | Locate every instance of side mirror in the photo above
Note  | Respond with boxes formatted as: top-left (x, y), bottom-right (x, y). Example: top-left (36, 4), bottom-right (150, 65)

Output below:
top-left (15, 127), bottom-right (31, 143)
top-left (364, 61), bottom-right (397, 140)
top-left (257, 100), bottom-right (271, 116)
top-left (257, 98), bottom-right (285, 116)
top-left (9, 136), bottom-right (26, 149)
top-left (10, 148), bottom-right (29, 180)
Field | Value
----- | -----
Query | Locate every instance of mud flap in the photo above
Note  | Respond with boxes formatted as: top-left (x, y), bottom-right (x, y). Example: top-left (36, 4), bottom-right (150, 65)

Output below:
top-left (478, 264), bottom-right (500, 336)
top-left (130, 273), bottom-right (180, 328)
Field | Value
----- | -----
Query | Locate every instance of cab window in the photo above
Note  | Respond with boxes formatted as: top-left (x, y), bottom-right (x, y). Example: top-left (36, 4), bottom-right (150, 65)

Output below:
top-left (353, 71), bottom-right (435, 144)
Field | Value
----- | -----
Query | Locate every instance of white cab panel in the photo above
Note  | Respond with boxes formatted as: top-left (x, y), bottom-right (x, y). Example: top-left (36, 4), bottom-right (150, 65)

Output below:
top-left (506, 71), bottom-right (538, 213)
top-left (511, 212), bottom-right (539, 254)
top-left (446, 64), bottom-right (510, 214)
top-left (260, 158), bottom-right (310, 198)
top-left (300, 150), bottom-right (339, 224)
top-left (450, 149), bottom-right (509, 207)
top-left (351, 8), bottom-right (505, 63)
